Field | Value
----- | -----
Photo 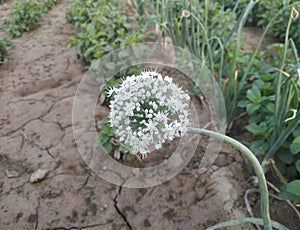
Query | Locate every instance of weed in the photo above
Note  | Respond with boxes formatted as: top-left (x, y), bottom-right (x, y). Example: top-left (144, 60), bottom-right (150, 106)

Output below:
top-left (5, 0), bottom-right (44, 37)
top-left (67, 0), bottom-right (146, 64)
top-left (0, 37), bottom-right (13, 65)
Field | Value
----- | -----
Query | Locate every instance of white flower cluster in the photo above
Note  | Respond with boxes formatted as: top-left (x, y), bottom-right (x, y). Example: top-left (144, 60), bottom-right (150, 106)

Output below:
top-left (108, 70), bottom-right (190, 156)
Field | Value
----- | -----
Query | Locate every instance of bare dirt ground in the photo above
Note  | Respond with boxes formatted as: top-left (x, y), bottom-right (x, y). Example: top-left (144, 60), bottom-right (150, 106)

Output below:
top-left (0, 1), bottom-right (299, 230)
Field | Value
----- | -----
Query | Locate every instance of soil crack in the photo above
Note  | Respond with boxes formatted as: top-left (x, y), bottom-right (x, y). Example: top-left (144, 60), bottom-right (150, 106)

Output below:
top-left (114, 186), bottom-right (132, 230)
top-left (50, 221), bottom-right (111, 230)
top-left (0, 181), bottom-right (29, 198)
top-left (34, 198), bottom-right (41, 230)
top-left (77, 174), bottom-right (90, 191)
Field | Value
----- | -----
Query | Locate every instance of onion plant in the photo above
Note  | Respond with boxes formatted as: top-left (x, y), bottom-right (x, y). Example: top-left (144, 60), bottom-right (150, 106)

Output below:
top-left (107, 70), bottom-right (276, 229)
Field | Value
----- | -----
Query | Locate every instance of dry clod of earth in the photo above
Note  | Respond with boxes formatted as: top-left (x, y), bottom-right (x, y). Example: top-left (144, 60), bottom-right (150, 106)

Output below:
top-left (30, 169), bottom-right (49, 183)
top-left (5, 169), bottom-right (20, 178)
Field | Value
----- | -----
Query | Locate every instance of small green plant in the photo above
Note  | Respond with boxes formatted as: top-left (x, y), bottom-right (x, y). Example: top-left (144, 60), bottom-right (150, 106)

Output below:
top-left (135, 0), bottom-right (300, 203)
top-left (238, 31), bottom-right (300, 201)
top-left (67, 0), bottom-right (146, 64)
top-left (219, 0), bottom-right (300, 47)
top-left (5, 0), bottom-right (45, 37)
top-left (42, 0), bottom-right (60, 10)
top-left (95, 67), bottom-right (144, 155)
top-left (66, 0), bottom-right (97, 26)
top-left (94, 119), bottom-right (131, 157)
top-left (261, 2), bottom-right (300, 47)
top-left (134, 0), bottom-right (261, 126)
top-left (94, 119), bottom-right (116, 154)
top-left (0, 37), bottom-right (13, 65)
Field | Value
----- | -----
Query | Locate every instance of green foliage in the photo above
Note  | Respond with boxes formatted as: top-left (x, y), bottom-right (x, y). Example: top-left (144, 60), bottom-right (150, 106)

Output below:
top-left (256, 0), bottom-right (300, 48)
top-left (290, 136), bottom-right (300, 155)
top-left (94, 119), bottom-right (131, 155)
top-left (134, 0), bottom-right (300, 200)
top-left (0, 37), bottom-right (13, 65)
top-left (5, 0), bottom-right (45, 37)
top-left (67, 0), bottom-right (146, 64)
top-left (279, 180), bottom-right (300, 201)
top-left (152, 0), bottom-right (237, 58)
top-left (4, 0), bottom-right (61, 37)
top-left (135, 0), bottom-right (261, 125)
top-left (99, 66), bottom-right (142, 101)
top-left (66, 0), bottom-right (145, 153)
top-left (42, 0), bottom-right (60, 10)
top-left (94, 119), bottom-right (115, 154)
top-left (238, 43), bottom-right (300, 198)
top-left (219, 0), bottom-right (300, 47)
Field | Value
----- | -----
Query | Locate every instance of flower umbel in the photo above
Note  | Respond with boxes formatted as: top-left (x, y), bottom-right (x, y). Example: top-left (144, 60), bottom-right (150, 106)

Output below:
top-left (108, 71), bottom-right (190, 156)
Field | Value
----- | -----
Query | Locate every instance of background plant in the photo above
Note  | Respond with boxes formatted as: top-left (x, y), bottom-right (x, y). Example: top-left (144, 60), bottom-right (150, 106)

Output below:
top-left (238, 39), bottom-right (300, 200)
top-left (42, 0), bottom-right (60, 10)
top-left (5, 0), bottom-right (45, 37)
top-left (0, 37), bottom-right (12, 65)
top-left (94, 118), bottom-right (131, 156)
top-left (133, 0), bottom-right (300, 201)
top-left (219, 0), bottom-right (300, 47)
top-left (67, 0), bottom-right (152, 157)
top-left (134, 0), bottom-right (260, 126)
top-left (67, 0), bottom-right (146, 64)
top-left (4, 0), bottom-right (61, 37)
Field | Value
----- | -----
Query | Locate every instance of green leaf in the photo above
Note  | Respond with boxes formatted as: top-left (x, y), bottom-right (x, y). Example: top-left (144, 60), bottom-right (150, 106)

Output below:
top-left (279, 180), bottom-right (300, 201)
top-left (101, 127), bottom-right (114, 136)
top-left (292, 127), bottom-right (300, 137)
top-left (119, 144), bottom-right (131, 153)
top-left (249, 114), bottom-right (262, 124)
top-left (276, 160), bottom-right (286, 174)
top-left (266, 103), bottom-right (275, 113)
top-left (286, 165), bottom-right (297, 178)
top-left (249, 140), bottom-right (268, 155)
top-left (237, 100), bottom-right (249, 108)
top-left (279, 189), bottom-right (300, 201)
top-left (290, 79), bottom-right (299, 109)
top-left (246, 88), bottom-right (262, 104)
top-left (245, 123), bottom-right (267, 136)
top-left (276, 149), bottom-right (294, 164)
top-left (296, 159), bottom-right (300, 173)
top-left (286, 180), bottom-right (300, 195)
top-left (99, 135), bottom-right (110, 145)
top-left (102, 141), bottom-right (113, 154)
top-left (246, 103), bottom-right (261, 115)
top-left (290, 136), bottom-right (300, 155)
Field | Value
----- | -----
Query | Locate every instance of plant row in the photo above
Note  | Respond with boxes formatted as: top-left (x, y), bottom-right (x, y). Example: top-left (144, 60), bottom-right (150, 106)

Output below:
top-left (133, 0), bottom-right (300, 200)
top-left (66, 0), bottom-right (147, 64)
top-left (4, 0), bottom-right (60, 37)
top-left (0, 37), bottom-right (12, 64)
top-left (0, 0), bottom-right (60, 65)
top-left (218, 0), bottom-right (300, 47)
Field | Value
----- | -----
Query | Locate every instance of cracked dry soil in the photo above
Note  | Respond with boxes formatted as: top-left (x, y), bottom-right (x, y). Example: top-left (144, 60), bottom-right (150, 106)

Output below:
top-left (0, 1), bottom-right (283, 230)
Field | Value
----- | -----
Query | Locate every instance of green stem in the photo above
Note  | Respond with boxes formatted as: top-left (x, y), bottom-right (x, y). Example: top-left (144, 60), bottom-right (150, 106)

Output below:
top-left (206, 217), bottom-right (288, 230)
top-left (270, 160), bottom-right (288, 185)
top-left (189, 12), bottom-right (214, 74)
top-left (187, 127), bottom-right (272, 230)
top-left (272, 8), bottom-right (294, 146)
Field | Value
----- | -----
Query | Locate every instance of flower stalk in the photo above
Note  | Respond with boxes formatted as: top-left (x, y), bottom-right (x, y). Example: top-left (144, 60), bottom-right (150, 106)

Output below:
top-left (187, 127), bottom-right (272, 230)
top-left (108, 70), bottom-right (276, 229)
